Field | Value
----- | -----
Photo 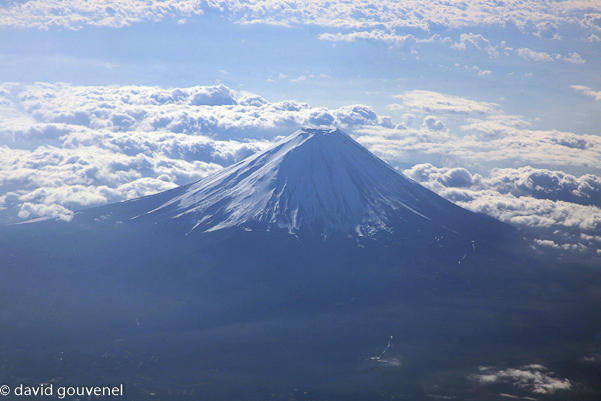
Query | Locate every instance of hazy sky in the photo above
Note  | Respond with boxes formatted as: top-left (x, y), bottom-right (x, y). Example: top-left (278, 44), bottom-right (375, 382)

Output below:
top-left (1, 0), bottom-right (601, 261)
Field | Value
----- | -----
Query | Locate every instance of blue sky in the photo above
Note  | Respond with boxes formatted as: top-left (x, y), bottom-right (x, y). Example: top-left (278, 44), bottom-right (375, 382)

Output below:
top-left (1, 0), bottom-right (601, 261)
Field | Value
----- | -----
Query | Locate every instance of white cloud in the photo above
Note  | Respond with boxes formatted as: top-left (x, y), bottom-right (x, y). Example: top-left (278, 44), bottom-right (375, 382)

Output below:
top-left (318, 30), bottom-right (418, 47)
top-left (451, 33), bottom-right (498, 57)
top-left (0, 0), bottom-right (206, 29)
top-left (580, 13), bottom-right (601, 32)
top-left (392, 90), bottom-right (500, 114)
top-left (512, 49), bottom-right (586, 65)
top-left (562, 52), bottom-right (586, 64)
top-left (422, 116), bottom-right (446, 131)
top-left (471, 365), bottom-right (572, 395)
top-left (534, 21), bottom-right (561, 40)
top-left (4, 0), bottom-right (601, 35)
top-left (516, 48), bottom-right (554, 62)
top-left (318, 30), bottom-right (450, 48)
top-left (402, 114), bottom-right (416, 126)
top-left (0, 83), bottom-right (401, 222)
top-left (355, 94), bottom-right (601, 176)
top-left (588, 34), bottom-right (601, 42)
top-left (571, 85), bottom-right (601, 101)
top-left (403, 163), bottom-right (601, 259)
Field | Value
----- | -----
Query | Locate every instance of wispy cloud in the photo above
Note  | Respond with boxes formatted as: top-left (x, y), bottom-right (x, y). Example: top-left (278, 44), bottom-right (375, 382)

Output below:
top-left (391, 90), bottom-right (500, 114)
top-left (571, 85), bottom-right (601, 101)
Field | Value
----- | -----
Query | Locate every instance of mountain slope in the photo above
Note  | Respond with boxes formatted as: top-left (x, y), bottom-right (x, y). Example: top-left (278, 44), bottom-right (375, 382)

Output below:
top-left (97, 127), bottom-right (509, 242)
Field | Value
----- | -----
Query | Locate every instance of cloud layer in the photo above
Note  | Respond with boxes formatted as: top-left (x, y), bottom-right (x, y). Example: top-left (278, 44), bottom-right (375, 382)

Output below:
top-left (0, 83), bottom-right (394, 222)
top-left (404, 163), bottom-right (601, 260)
top-left (3, 0), bottom-right (601, 33)
top-left (1, 83), bottom-right (599, 261)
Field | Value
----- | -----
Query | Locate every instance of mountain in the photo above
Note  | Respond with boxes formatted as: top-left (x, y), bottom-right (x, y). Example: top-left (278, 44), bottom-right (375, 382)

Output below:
top-left (3, 128), bottom-right (600, 401)
top-left (81, 127), bottom-right (510, 245)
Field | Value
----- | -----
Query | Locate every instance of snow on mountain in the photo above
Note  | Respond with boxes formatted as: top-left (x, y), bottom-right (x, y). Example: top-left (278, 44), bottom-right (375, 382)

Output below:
top-left (121, 127), bottom-right (504, 239)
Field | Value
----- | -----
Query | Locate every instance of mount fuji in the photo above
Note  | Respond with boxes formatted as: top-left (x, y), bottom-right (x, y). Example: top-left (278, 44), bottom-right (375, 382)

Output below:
top-left (3, 128), bottom-right (600, 401)
top-left (80, 127), bottom-right (510, 245)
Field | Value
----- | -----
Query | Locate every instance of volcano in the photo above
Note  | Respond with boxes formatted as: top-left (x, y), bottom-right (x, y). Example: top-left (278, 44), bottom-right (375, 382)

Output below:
top-left (80, 127), bottom-right (510, 245)
top-left (1, 128), bottom-right (600, 401)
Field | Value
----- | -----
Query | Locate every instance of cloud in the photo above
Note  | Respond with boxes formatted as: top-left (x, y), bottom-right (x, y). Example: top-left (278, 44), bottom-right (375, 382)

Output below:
top-left (516, 48), bottom-right (554, 62)
top-left (534, 21), bottom-right (561, 40)
top-left (1, 0), bottom-right (597, 68)
top-left (356, 92), bottom-right (601, 176)
top-left (0, 0), bottom-right (207, 29)
top-left (562, 52), bottom-right (586, 64)
top-left (391, 90), bottom-right (500, 114)
top-left (0, 83), bottom-right (401, 222)
top-left (422, 116), bottom-right (446, 131)
top-left (451, 33), bottom-right (498, 57)
top-left (580, 13), bottom-right (601, 32)
top-left (318, 30), bottom-right (450, 48)
top-left (354, 117), bottom-right (601, 176)
top-left (571, 85), bottom-right (601, 101)
top-left (403, 163), bottom-right (601, 260)
top-left (402, 114), bottom-right (416, 126)
top-left (470, 365), bottom-right (572, 395)
top-left (514, 49), bottom-right (585, 64)
top-left (2, 83), bottom-right (600, 261)
top-left (4, 0), bottom-right (601, 35)
top-left (318, 30), bottom-right (418, 47)
top-left (0, 136), bottom-right (235, 221)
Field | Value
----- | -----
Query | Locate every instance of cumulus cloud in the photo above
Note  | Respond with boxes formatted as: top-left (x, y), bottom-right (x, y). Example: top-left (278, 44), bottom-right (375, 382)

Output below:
top-left (534, 21), bottom-right (561, 40)
top-left (516, 48), bottom-right (554, 62)
top-left (0, 0), bottom-right (207, 29)
top-left (0, 83), bottom-right (399, 222)
top-left (403, 163), bottom-right (601, 260)
top-left (562, 52), bottom-right (586, 64)
top-left (2, 0), bottom-right (597, 67)
top-left (514, 48), bottom-right (586, 63)
top-left (422, 116), bottom-right (446, 131)
top-left (4, 0), bottom-right (601, 35)
top-left (354, 114), bottom-right (601, 175)
top-left (6, 83), bottom-right (396, 141)
top-left (580, 13), bottom-right (601, 32)
top-left (470, 365), bottom-right (572, 395)
top-left (451, 33), bottom-right (499, 57)
top-left (391, 90), bottom-right (500, 114)
top-left (0, 133), bottom-right (245, 221)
